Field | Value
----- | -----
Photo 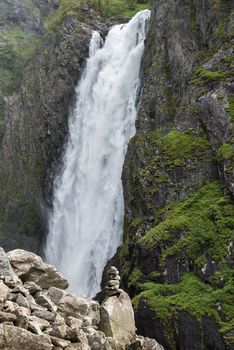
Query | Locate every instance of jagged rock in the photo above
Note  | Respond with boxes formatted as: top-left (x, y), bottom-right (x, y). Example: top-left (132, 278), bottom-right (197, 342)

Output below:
top-left (50, 336), bottom-right (71, 348)
top-left (11, 284), bottom-right (29, 296)
top-left (87, 329), bottom-right (112, 350)
top-left (49, 324), bottom-right (68, 339)
top-left (24, 281), bottom-right (42, 294)
top-left (0, 280), bottom-right (9, 302)
top-left (0, 310), bottom-right (17, 322)
top-left (28, 319), bottom-right (43, 335)
top-left (48, 287), bottom-right (99, 324)
top-left (7, 249), bottom-right (69, 290)
top-left (66, 327), bottom-right (88, 343)
top-left (54, 312), bottom-right (67, 326)
top-left (3, 275), bottom-right (21, 288)
top-left (35, 292), bottom-right (57, 312)
top-left (33, 309), bottom-right (57, 322)
top-left (0, 247), bottom-right (17, 278)
top-left (66, 316), bottom-right (83, 329)
top-left (99, 291), bottom-right (135, 346)
top-left (0, 324), bottom-right (52, 349)
top-left (65, 343), bottom-right (90, 350)
top-left (3, 300), bottom-right (17, 313)
top-left (29, 315), bottom-right (50, 330)
top-left (128, 336), bottom-right (165, 350)
top-left (16, 293), bottom-right (30, 308)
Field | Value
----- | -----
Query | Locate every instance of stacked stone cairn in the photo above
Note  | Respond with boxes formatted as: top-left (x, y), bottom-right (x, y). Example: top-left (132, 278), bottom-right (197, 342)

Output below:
top-left (104, 267), bottom-right (121, 297)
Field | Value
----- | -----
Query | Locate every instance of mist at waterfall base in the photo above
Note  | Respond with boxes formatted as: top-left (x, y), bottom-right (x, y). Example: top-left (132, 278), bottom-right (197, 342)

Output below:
top-left (45, 10), bottom-right (150, 298)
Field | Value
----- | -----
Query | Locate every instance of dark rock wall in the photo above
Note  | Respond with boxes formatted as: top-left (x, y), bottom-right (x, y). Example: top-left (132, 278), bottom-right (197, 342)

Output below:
top-left (0, 3), bottom-right (104, 252)
top-left (116, 0), bottom-right (234, 349)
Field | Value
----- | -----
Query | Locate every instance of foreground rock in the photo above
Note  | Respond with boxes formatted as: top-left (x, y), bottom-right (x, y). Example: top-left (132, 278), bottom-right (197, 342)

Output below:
top-left (7, 249), bottom-right (68, 289)
top-left (0, 324), bottom-right (52, 350)
top-left (0, 248), bottom-right (164, 350)
top-left (99, 267), bottom-right (135, 346)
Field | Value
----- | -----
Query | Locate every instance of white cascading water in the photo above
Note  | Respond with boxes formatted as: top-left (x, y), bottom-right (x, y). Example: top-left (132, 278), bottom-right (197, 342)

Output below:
top-left (45, 10), bottom-right (150, 297)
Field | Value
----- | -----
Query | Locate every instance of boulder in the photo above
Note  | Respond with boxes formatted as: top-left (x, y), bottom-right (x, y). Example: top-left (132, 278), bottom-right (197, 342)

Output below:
top-left (48, 287), bottom-right (99, 324)
top-left (99, 291), bottom-right (135, 346)
top-left (29, 315), bottom-right (50, 330)
top-left (7, 249), bottom-right (68, 290)
top-left (0, 248), bottom-right (17, 278)
top-left (16, 293), bottom-right (30, 309)
top-left (35, 292), bottom-right (57, 312)
top-left (0, 311), bottom-right (17, 322)
top-left (33, 309), bottom-right (57, 322)
top-left (50, 336), bottom-right (71, 348)
top-left (128, 336), bottom-right (165, 350)
top-left (0, 280), bottom-right (9, 302)
top-left (0, 324), bottom-right (52, 349)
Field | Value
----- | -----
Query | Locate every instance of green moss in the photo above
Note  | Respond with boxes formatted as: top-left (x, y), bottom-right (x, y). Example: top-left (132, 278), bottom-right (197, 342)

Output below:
top-left (161, 130), bottom-right (210, 166)
top-left (139, 182), bottom-right (234, 267)
top-left (218, 143), bottom-right (234, 160)
top-left (191, 67), bottom-right (231, 86)
top-left (133, 273), bottom-right (234, 334)
top-left (0, 28), bottom-right (39, 121)
top-left (128, 267), bottom-right (142, 289)
top-left (48, 0), bottom-right (150, 28)
top-left (227, 98), bottom-right (234, 122)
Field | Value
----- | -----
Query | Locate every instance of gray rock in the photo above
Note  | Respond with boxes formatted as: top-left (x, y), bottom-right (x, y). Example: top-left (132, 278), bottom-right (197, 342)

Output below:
top-left (16, 293), bottom-right (30, 309)
top-left (33, 309), bottom-right (56, 322)
top-left (7, 249), bottom-right (69, 290)
top-left (35, 292), bottom-right (57, 312)
top-left (0, 280), bottom-right (9, 302)
top-left (50, 336), bottom-right (71, 349)
top-left (99, 291), bottom-right (135, 346)
top-left (0, 311), bottom-right (17, 322)
top-left (0, 247), bottom-right (17, 278)
top-left (0, 324), bottom-right (52, 349)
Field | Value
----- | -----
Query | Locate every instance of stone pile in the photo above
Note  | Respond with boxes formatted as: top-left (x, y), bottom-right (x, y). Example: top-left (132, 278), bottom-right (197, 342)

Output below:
top-left (0, 247), bottom-right (164, 350)
top-left (104, 267), bottom-right (121, 296)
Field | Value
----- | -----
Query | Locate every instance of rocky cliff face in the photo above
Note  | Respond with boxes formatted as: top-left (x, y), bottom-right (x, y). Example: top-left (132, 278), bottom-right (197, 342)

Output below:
top-left (0, 0), bottom-right (233, 349)
top-left (0, 1), bottom-right (104, 252)
top-left (114, 0), bottom-right (234, 349)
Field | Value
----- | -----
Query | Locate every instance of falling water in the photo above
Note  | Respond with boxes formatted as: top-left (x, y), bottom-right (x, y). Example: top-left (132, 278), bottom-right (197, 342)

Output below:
top-left (45, 10), bottom-right (151, 297)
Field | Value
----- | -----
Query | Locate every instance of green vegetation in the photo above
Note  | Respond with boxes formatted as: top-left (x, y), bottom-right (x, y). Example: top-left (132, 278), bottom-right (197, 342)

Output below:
top-left (133, 273), bottom-right (234, 333)
top-left (218, 143), bottom-right (234, 161)
top-left (48, 0), bottom-right (149, 29)
top-left (191, 67), bottom-right (230, 85)
top-left (138, 182), bottom-right (234, 266)
top-left (0, 28), bottom-right (39, 120)
top-left (134, 129), bottom-right (210, 169)
top-left (227, 98), bottom-right (234, 122)
top-left (132, 182), bottom-right (234, 343)
top-left (92, 0), bottom-right (149, 18)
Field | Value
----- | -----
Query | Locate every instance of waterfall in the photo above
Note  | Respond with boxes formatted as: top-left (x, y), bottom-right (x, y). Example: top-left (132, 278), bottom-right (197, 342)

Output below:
top-left (45, 10), bottom-right (150, 297)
